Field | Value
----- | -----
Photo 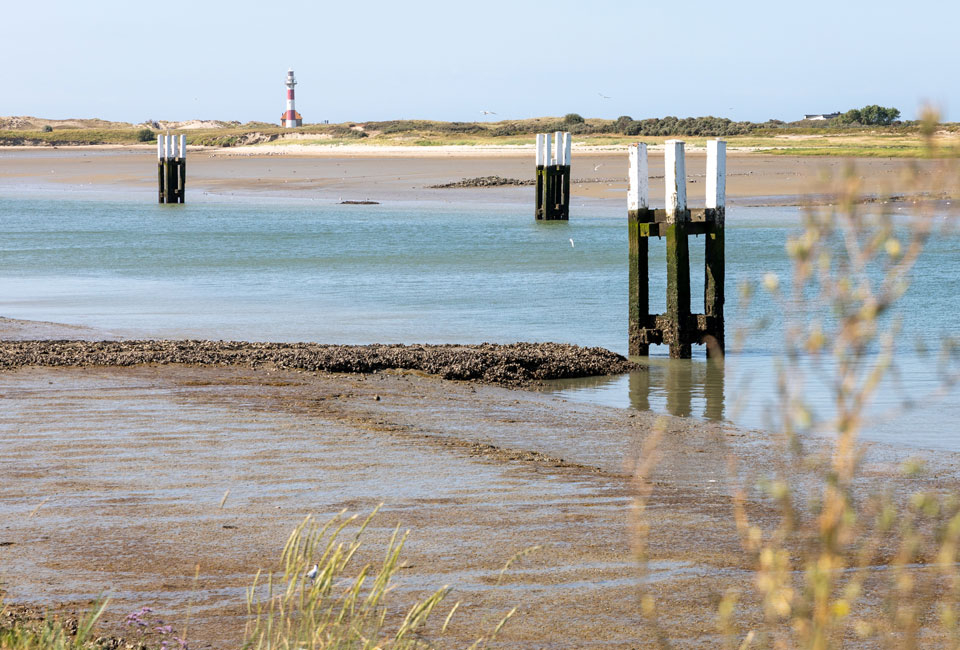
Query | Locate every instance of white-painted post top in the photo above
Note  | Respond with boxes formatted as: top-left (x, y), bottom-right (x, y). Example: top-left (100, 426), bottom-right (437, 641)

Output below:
top-left (170, 134), bottom-right (179, 159)
top-left (179, 134), bottom-right (187, 159)
top-left (627, 143), bottom-right (649, 211)
top-left (544, 133), bottom-right (553, 169)
top-left (157, 134), bottom-right (164, 159)
top-left (553, 131), bottom-right (562, 165)
top-left (665, 139), bottom-right (687, 219)
top-left (706, 139), bottom-right (726, 209)
top-left (563, 132), bottom-right (572, 167)
top-left (536, 134), bottom-right (545, 166)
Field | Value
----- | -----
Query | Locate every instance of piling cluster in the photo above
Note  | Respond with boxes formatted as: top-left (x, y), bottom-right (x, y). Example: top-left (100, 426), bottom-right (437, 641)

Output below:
top-left (157, 134), bottom-right (186, 204)
top-left (628, 140), bottom-right (726, 359)
top-left (535, 132), bottom-right (572, 220)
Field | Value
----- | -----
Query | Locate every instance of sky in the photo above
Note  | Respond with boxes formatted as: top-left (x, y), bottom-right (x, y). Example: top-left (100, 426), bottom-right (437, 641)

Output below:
top-left (3, 0), bottom-right (958, 124)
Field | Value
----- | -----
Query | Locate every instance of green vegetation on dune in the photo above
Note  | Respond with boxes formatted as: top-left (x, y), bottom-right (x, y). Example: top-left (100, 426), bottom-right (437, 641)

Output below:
top-left (2, 113), bottom-right (959, 157)
top-left (0, 129), bottom-right (151, 146)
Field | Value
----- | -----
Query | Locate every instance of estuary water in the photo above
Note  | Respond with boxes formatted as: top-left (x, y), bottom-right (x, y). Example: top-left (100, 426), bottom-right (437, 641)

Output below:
top-left (1, 192), bottom-right (957, 450)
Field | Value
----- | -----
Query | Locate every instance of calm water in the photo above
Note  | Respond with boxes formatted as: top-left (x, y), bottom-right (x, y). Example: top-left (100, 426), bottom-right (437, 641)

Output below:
top-left (1, 192), bottom-right (957, 450)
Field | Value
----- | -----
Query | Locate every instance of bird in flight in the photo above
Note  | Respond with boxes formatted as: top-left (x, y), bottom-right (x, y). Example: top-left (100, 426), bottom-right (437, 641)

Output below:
top-left (481, 110), bottom-right (497, 115)
top-left (569, 238), bottom-right (575, 248)
top-left (593, 163), bottom-right (603, 171)
top-left (598, 92), bottom-right (611, 100)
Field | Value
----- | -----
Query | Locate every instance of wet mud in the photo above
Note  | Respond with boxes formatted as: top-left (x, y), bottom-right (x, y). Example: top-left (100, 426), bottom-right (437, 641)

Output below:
top-left (2, 360), bottom-right (959, 647)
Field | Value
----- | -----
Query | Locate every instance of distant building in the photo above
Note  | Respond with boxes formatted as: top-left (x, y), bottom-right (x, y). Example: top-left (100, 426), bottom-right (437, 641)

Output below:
top-left (803, 112), bottom-right (840, 121)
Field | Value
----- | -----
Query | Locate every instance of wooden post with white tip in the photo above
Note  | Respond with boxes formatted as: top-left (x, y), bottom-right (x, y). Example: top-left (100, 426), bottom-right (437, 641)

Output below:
top-left (704, 139), bottom-right (725, 357)
top-left (627, 142), bottom-right (653, 356)
top-left (664, 139), bottom-right (691, 359)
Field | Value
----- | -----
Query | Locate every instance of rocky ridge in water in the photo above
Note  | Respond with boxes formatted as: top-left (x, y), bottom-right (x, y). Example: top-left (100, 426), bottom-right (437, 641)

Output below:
top-left (0, 340), bottom-right (636, 386)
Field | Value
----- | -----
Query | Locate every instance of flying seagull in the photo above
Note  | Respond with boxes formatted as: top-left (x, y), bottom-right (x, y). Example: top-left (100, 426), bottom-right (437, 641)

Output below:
top-left (569, 238), bottom-right (575, 248)
top-left (481, 110), bottom-right (497, 115)
top-left (598, 92), bottom-right (611, 100)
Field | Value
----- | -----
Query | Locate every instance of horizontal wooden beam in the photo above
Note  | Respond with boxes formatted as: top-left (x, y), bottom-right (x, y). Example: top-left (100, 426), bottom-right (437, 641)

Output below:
top-left (630, 313), bottom-right (723, 345)
top-left (633, 221), bottom-right (719, 238)
top-left (628, 208), bottom-right (655, 223)
top-left (648, 208), bottom-right (723, 223)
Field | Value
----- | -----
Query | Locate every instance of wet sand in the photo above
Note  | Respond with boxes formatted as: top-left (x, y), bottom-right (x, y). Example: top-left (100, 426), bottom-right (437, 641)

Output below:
top-left (3, 320), bottom-right (960, 647)
top-left (0, 145), bottom-right (950, 207)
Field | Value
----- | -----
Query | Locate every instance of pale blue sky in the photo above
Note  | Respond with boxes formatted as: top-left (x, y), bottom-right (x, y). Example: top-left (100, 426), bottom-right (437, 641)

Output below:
top-left (3, 0), bottom-right (957, 124)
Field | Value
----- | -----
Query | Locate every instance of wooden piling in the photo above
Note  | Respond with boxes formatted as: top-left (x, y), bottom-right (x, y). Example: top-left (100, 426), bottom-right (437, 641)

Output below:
top-left (157, 133), bottom-right (186, 204)
top-left (177, 134), bottom-right (187, 203)
top-left (561, 133), bottom-right (571, 218)
top-left (535, 131), bottom-right (570, 220)
top-left (157, 135), bottom-right (165, 204)
top-left (704, 139), bottom-right (725, 356)
top-left (664, 140), bottom-right (691, 358)
top-left (535, 134), bottom-right (545, 218)
top-left (627, 143), bottom-right (652, 356)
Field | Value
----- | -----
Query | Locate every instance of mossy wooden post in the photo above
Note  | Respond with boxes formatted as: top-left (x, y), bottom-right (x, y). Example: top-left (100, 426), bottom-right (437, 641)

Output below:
top-left (535, 131), bottom-right (570, 220)
top-left (664, 139), bottom-right (691, 359)
top-left (169, 134), bottom-right (178, 203)
top-left (164, 134), bottom-right (175, 204)
top-left (704, 139), bottom-right (726, 357)
top-left (535, 134), bottom-right (546, 218)
top-left (627, 142), bottom-right (652, 356)
top-left (177, 134), bottom-right (187, 203)
top-left (156, 135), bottom-right (165, 204)
top-left (560, 132), bottom-right (571, 219)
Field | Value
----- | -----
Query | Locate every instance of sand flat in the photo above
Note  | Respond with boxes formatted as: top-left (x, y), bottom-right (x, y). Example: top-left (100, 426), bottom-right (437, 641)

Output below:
top-left (2, 327), bottom-right (960, 646)
top-left (0, 146), bottom-right (949, 206)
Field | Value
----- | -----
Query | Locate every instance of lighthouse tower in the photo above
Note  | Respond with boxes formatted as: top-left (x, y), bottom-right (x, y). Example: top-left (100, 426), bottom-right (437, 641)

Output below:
top-left (282, 68), bottom-right (302, 127)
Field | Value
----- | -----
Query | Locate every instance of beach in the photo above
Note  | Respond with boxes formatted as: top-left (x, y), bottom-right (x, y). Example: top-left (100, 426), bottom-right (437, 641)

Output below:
top-left (2, 146), bottom-right (959, 647)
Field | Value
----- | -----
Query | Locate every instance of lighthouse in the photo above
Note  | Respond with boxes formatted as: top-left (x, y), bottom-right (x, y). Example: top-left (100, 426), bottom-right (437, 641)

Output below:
top-left (282, 68), bottom-right (302, 127)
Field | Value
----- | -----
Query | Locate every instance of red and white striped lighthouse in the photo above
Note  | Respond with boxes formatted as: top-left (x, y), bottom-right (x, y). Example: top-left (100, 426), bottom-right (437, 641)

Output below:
top-left (282, 68), bottom-right (302, 127)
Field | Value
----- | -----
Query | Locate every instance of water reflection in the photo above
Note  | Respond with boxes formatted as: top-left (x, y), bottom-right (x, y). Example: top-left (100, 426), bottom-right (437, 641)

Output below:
top-left (546, 356), bottom-right (727, 421)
